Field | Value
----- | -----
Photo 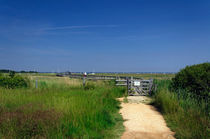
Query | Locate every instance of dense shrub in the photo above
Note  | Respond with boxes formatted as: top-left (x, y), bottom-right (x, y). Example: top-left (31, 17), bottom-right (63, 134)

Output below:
top-left (9, 71), bottom-right (15, 78)
top-left (0, 75), bottom-right (29, 89)
top-left (171, 62), bottom-right (210, 99)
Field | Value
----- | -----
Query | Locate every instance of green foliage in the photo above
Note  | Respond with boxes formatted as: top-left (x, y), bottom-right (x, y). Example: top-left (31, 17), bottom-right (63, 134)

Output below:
top-left (0, 80), bottom-right (125, 138)
top-left (0, 75), bottom-right (29, 89)
top-left (9, 71), bottom-right (15, 78)
top-left (154, 90), bottom-right (179, 114)
top-left (39, 81), bottom-right (48, 89)
top-left (171, 62), bottom-right (210, 99)
top-left (20, 70), bottom-right (38, 73)
top-left (107, 79), bottom-right (117, 86)
top-left (152, 80), bottom-right (209, 139)
top-left (0, 69), bottom-right (15, 73)
top-left (84, 82), bottom-right (96, 90)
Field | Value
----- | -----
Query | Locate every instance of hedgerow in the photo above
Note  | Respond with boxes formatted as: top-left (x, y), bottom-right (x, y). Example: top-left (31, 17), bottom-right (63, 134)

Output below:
top-left (0, 73), bottom-right (29, 89)
top-left (171, 62), bottom-right (210, 99)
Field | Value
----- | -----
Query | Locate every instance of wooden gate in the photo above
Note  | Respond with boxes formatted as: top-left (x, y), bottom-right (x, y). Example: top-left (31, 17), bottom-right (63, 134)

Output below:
top-left (116, 77), bottom-right (153, 96)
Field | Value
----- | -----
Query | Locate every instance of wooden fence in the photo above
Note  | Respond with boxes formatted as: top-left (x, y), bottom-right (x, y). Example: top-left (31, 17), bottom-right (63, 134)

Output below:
top-left (67, 74), bottom-right (154, 96)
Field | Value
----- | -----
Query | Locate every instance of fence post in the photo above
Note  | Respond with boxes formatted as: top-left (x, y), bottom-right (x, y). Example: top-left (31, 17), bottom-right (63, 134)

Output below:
top-left (83, 77), bottom-right (86, 87)
top-left (131, 76), bottom-right (133, 89)
top-left (126, 77), bottom-right (129, 95)
top-left (35, 80), bottom-right (38, 89)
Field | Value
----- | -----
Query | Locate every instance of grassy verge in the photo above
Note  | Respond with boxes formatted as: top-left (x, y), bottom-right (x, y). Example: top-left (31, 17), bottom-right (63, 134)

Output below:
top-left (0, 77), bottom-right (125, 138)
top-left (152, 80), bottom-right (209, 139)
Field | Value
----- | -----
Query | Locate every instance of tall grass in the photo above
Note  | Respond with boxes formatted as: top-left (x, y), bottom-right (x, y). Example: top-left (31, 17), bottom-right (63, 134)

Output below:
top-left (0, 77), bottom-right (125, 138)
top-left (152, 80), bottom-right (209, 139)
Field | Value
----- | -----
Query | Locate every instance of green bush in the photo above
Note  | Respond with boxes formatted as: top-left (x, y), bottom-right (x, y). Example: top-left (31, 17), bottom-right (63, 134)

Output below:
top-left (171, 62), bottom-right (210, 99)
top-left (0, 75), bottom-right (29, 89)
top-left (84, 82), bottom-right (96, 90)
top-left (9, 71), bottom-right (15, 78)
top-left (153, 80), bottom-right (209, 139)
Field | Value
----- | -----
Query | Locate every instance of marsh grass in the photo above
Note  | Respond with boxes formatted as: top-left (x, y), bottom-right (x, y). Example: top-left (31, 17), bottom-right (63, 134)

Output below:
top-left (152, 80), bottom-right (209, 139)
top-left (29, 76), bottom-right (83, 88)
top-left (0, 76), bottom-right (125, 138)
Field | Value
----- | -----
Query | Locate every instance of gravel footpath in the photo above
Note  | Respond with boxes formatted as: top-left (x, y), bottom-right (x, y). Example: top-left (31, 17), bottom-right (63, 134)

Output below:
top-left (118, 96), bottom-right (175, 139)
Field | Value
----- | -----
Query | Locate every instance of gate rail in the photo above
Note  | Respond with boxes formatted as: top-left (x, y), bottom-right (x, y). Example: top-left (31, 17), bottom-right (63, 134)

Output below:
top-left (116, 78), bottom-right (153, 96)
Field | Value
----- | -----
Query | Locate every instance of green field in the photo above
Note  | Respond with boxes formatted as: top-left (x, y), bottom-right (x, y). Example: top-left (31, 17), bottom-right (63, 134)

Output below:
top-left (0, 75), bottom-right (125, 138)
top-left (0, 71), bottom-right (209, 139)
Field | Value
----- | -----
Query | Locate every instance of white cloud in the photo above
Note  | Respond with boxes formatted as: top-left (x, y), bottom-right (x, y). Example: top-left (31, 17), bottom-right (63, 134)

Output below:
top-left (43, 25), bottom-right (118, 31)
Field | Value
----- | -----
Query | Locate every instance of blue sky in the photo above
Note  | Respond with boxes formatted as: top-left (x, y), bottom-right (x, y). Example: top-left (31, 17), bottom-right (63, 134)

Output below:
top-left (0, 0), bottom-right (209, 72)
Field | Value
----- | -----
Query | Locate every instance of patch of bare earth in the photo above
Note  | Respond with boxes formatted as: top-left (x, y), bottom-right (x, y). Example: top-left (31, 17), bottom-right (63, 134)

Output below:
top-left (118, 96), bottom-right (175, 139)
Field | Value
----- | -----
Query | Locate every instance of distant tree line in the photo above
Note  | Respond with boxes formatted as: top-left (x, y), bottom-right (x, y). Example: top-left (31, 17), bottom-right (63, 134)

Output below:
top-left (19, 70), bottom-right (38, 73)
top-left (0, 69), bottom-right (38, 73)
top-left (0, 69), bottom-right (14, 73)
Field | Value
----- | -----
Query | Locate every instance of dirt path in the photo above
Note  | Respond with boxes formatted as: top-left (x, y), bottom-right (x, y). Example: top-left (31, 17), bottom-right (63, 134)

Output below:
top-left (118, 96), bottom-right (175, 139)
